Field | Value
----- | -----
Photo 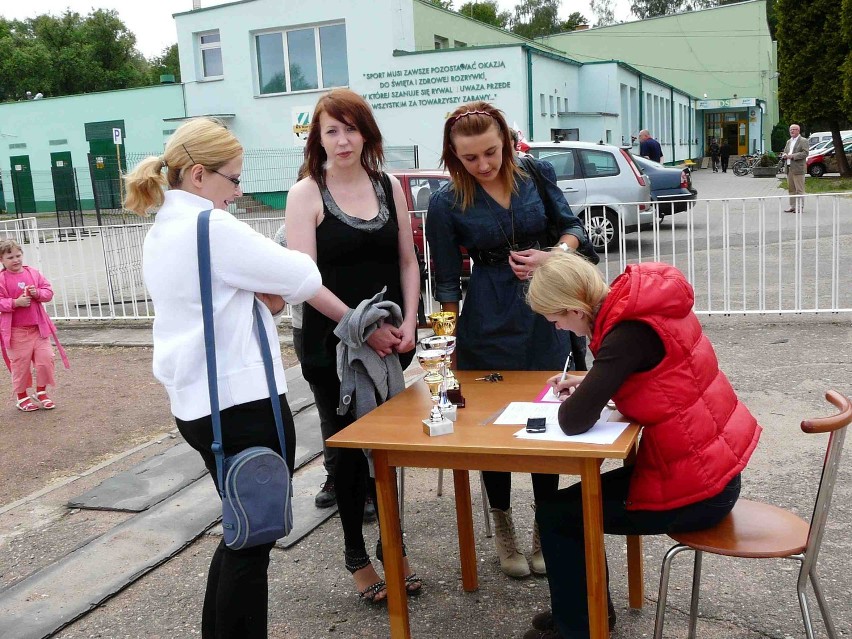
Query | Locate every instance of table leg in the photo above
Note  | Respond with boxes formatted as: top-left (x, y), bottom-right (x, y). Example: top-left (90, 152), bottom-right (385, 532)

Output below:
top-left (624, 441), bottom-right (644, 609)
top-left (373, 450), bottom-right (410, 639)
top-left (580, 459), bottom-right (608, 639)
top-left (452, 469), bottom-right (479, 592)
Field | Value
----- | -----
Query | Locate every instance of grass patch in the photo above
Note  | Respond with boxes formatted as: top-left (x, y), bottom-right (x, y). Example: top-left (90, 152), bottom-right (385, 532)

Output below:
top-left (780, 176), bottom-right (852, 193)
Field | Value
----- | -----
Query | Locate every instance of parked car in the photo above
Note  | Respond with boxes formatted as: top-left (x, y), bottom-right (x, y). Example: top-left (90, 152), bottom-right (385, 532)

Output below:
top-left (389, 169), bottom-right (471, 278)
top-left (807, 136), bottom-right (852, 159)
top-left (630, 154), bottom-right (696, 216)
top-left (806, 141), bottom-right (852, 177)
top-left (526, 141), bottom-right (653, 252)
top-left (808, 130), bottom-right (852, 148)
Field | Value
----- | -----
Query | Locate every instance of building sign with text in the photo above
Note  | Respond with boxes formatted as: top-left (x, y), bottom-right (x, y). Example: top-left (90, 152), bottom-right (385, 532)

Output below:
top-left (697, 97), bottom-right (757, 109)
top-left (360, 59), bottom-right (513, 113)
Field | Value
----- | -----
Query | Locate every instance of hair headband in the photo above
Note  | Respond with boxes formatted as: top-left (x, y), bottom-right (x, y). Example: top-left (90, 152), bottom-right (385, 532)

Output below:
top-left (448, 109), bottom-right (494, 126)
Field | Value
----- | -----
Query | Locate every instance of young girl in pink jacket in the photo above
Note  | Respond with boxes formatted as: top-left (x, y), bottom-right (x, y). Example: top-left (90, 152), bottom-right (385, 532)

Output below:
top-left (0, 239), bottom-right (69, 411)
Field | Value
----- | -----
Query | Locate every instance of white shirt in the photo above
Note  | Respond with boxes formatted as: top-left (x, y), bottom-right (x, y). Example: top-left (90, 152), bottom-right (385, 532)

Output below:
top-left (143, 190), bottom-right (321, 420)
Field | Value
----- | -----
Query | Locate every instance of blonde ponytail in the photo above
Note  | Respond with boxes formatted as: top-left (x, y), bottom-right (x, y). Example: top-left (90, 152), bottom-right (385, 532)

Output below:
top-left (123, 156), bottom-right (169, 216)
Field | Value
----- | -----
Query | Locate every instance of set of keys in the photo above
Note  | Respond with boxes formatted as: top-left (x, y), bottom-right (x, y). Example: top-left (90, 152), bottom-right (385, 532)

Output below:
top-left (475, 372), bottom-right (504, 382)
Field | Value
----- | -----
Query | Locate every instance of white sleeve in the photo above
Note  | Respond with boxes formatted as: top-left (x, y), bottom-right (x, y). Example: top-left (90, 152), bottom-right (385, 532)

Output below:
top-left (208, 210), bottom-right (321, 304)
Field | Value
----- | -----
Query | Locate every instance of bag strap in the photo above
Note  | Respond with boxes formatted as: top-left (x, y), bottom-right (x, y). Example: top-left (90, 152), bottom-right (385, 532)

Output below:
top-left (197, 210), bottom-right (287, 498)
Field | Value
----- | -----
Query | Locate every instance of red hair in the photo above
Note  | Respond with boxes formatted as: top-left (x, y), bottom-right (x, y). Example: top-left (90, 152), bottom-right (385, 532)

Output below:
top-left (302, 89), bottom-right (384, 186)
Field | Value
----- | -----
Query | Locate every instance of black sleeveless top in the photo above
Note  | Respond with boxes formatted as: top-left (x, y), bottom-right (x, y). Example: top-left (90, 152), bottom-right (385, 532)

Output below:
top-left (301, 173), bottom-right (409, 385)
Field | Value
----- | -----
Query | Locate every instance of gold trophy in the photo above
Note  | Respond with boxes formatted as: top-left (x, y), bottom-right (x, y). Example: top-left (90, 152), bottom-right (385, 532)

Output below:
top-left (428, 312), bottom-right (463, 407)
top-left (417, 346), bottom-right (454, 436)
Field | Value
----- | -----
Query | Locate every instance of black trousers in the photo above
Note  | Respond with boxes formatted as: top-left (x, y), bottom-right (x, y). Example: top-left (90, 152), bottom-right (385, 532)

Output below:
top-left (293, 327), bottom-right (338, 477)
top-left (176, 394), bottom-right (296, 639)
top-left (721, 156), bottom-right (730, 172)
top-left (536, 466), bottom-right (740, 638)
top-left (307, 350), bottom-right (415, 569)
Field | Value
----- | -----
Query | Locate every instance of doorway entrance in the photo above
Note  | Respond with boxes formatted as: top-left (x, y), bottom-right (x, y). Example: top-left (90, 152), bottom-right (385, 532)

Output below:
top-left (9, 155), bottom-right (36, 215)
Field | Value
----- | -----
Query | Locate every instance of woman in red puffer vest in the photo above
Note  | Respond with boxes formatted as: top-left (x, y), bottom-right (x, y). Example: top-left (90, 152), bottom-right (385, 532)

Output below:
top-left (520, 251), bottom-right (761, 639)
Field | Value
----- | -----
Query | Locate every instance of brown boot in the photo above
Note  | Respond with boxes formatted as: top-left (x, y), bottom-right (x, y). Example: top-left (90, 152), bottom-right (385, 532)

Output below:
top-left (530, 507), bottom-right (546, 575)
top-left (490, 507), bottom-right (530, 578)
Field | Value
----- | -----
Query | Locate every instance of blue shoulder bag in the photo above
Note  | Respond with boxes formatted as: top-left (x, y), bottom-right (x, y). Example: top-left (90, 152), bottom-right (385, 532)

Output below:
top-left (197, 210), bottom-right (293, 550)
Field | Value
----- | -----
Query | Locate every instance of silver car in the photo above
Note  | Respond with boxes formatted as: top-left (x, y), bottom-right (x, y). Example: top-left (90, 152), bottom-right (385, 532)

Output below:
top-left (526, 141), bottom-right (653, 252)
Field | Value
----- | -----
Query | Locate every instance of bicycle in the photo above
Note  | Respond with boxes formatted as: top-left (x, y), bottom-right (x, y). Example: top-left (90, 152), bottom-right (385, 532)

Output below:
top-left (732, 153), bottom-right (761, 176)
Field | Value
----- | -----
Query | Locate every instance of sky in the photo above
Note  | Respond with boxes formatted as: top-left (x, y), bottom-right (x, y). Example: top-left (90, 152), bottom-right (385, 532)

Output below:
top-left (0, 0), bottom-right (635, 59)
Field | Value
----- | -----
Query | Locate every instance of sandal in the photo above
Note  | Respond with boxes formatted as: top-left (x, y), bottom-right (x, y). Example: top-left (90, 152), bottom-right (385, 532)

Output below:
top-left (16, 396), bottom-right (40, 412)
top-left (376, 540), bottom-right (423, 596)
top-left (358, 579), bottom-right (387, 604)
top-left (404, 573), bottom-right (423, 596)
top-left (35, 391), bottom-right (55, 410)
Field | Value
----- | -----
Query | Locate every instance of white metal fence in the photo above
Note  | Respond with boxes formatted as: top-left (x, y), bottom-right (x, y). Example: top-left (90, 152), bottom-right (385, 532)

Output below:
top-left (1, 191), bottom-right (850, 321)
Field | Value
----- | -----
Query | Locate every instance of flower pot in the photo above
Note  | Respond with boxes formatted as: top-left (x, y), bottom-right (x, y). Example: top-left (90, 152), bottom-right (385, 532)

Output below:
top-left (752, 167), bottom-right (779, 178)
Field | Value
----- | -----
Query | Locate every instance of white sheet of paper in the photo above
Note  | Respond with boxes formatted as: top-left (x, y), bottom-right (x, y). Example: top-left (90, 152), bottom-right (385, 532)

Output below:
top-left (493, 402), bottom-right (562, 425)
top-left (492, 402), bottom-right (630, 445)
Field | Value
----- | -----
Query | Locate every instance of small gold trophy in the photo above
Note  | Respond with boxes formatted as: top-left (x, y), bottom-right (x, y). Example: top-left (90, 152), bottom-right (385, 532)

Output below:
top-left (417, 347), bottom-right (454, 436)
top-left (428, 311), bottom-right (463, 407)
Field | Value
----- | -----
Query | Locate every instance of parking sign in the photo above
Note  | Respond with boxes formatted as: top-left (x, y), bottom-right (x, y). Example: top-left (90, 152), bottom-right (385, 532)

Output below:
top-left (112, 128), bottom-right (122, 145)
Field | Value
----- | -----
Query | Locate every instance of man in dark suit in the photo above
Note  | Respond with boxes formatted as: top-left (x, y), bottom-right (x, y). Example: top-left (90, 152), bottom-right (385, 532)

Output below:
top-left (781, 124), bottom-right (809, 213)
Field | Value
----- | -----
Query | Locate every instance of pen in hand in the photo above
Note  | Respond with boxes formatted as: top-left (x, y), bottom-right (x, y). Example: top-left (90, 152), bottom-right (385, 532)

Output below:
top-left (552, 350), bottom-right (573, 397)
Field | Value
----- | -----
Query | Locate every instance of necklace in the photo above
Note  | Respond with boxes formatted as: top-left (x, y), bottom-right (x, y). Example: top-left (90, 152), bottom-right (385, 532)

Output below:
top-left (482, 189), bottom-right (516, 249)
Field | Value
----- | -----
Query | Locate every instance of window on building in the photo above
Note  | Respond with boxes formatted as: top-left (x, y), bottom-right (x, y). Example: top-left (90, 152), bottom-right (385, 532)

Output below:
top-left (540, 93), bottom-right (546, 115)
top-left (434, 35), bottom-right (449, 49)
top-left (256, 23), bottom-right (348, 95)
top-left (549, 95), bottom-right (555, 116)
top-left (199, 31), bottom-right (223, 79)
top-left (455, 40), bottom-right (467, 47)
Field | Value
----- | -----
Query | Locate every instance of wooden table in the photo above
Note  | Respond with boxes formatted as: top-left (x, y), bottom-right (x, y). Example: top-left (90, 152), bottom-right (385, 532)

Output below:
top-left (327, 370), bottom-right (643, 639)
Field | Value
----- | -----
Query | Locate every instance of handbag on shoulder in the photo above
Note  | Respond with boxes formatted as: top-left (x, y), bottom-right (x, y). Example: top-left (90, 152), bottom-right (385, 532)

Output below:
top-left (197, 210), bottom-right (293, 550)
top-left (520, 156), bottom-right (600, 265)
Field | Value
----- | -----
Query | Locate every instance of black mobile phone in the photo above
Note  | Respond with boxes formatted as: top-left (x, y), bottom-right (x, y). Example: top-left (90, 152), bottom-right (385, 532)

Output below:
top-left (526, 417), bottom-right (547, 433)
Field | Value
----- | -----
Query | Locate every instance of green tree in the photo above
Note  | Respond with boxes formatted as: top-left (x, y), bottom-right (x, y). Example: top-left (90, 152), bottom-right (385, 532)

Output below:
top-left (590, 0), bottom-right (617, 26)
top-left (427, 0), bottom-right (454, 8)
top-left (629, 0), bottom-right (717, 19)
top-left (510, 0), bottom-right (564, 38)
top-left (0, 9), bottom-right (150, 102)
top-left (777, 0), bottom-right (851, 176)
top-left (458, 1), bottom-right (512, 29)
top-left (843, 0), bottom-right (852, 116)
top-left (561, 11), bottom-right (589, 31)
top-left (149, 44), bottom-right (181, 84)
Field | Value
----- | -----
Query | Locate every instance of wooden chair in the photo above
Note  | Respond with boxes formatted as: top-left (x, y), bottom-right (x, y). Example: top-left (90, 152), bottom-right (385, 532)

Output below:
top-left (654, 390), bottom-right (851, 639)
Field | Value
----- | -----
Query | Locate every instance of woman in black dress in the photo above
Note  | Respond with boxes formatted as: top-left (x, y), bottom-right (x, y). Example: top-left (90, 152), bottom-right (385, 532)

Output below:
top-left (285, 89), bottom-right (422, 603)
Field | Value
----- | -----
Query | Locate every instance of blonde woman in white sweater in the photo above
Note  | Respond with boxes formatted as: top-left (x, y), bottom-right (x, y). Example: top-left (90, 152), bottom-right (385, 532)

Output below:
top-left (124, 117), bottom-right (321, 639)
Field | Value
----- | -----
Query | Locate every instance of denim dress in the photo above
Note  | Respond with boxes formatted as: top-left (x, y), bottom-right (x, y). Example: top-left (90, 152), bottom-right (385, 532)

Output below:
top-left (425, 159), bottom-right (585, 371)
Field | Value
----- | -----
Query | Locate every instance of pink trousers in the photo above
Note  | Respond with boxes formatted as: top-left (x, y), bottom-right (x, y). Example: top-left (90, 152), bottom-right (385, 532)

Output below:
top-left (8, 326), bottom-right (56, 394)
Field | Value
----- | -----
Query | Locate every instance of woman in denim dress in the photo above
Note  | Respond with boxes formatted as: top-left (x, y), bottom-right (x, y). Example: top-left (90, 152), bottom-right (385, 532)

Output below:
top-left (426, 101), bottom-right (590, 578)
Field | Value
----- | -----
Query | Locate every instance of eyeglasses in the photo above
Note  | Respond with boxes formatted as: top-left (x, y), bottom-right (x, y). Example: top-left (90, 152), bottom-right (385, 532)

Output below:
top-left (211, 169), bottom-right (241, 187)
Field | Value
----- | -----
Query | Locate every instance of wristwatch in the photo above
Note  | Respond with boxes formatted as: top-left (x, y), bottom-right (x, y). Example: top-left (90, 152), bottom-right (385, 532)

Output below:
top-left (558, 242), bottom-right (570, 252)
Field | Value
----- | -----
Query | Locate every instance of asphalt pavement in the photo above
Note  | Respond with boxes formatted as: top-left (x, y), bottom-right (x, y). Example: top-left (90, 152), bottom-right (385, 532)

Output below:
top-left (3, 170), bottom-right (852, 639)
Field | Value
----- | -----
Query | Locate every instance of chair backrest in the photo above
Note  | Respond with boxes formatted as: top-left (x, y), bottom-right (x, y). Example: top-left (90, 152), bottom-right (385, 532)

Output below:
top-left (800, 390), bottom-right (851, 576)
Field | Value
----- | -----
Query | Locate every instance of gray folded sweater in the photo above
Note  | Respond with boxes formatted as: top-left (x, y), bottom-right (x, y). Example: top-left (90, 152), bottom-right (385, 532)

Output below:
top-left (334, 287), bottom-right (406, 420)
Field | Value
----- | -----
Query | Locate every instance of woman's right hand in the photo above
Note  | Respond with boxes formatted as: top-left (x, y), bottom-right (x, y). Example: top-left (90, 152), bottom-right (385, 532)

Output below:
top-left (367, 322), bottom-right (403, 358)
top-left (14, 294), bottom-right (31, 308)
top-left (546, 372), bottom-right (583, 399)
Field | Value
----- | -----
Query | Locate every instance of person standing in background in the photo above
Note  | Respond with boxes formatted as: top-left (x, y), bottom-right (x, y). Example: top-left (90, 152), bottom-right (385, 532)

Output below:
top-left (720, 139), bottom-right (732, 173)
top-left (781, 123), bottom-right (809, 213)
top-left (708, 138), bottom-right (720, 172)
top-left (638, 129), bottom-right (663, 163)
